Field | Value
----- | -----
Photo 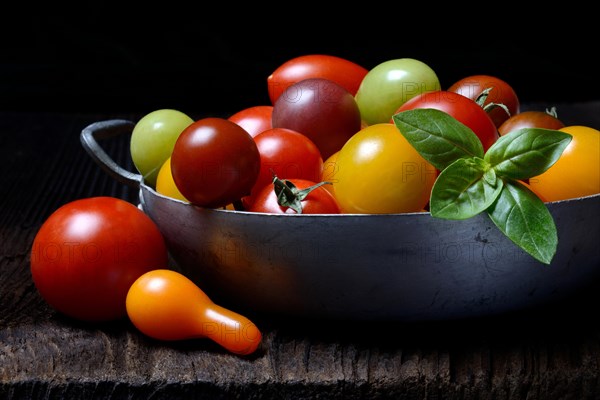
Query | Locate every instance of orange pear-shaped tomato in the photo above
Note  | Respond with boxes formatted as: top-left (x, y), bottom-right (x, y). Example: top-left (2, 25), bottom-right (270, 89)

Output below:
top-left (126, 269), bottom-right (262, 355)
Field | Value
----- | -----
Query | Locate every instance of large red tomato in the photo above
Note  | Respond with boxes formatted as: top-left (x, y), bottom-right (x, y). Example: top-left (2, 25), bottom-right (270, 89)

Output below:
top-left (267, 54), bottom-right (368, 105)
top-left (29, 197), bottom-right (168, 322)
top-left (395, 90), bottom-right (500, 151)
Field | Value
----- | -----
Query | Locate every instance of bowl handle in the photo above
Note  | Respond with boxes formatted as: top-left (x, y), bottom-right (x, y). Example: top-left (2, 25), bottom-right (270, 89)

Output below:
top-left (80, 119), bottom-right (142, 189)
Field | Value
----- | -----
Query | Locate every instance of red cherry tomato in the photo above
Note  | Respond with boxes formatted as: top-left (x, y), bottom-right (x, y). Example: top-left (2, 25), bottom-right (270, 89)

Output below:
top-left (29, 197), bottom-right (168, 322)
top-left (267, 54), bottom-right (368, 105)
top-left (396, 90), bottom-right (500, 151)
top-left (243, 127), bottom-right (323, 208)
top-left (248, 178), bottom-right (341, 214)
top-left (227, 105), bottom-right (273, 137)
top-left (447, 74), bottom-right (520, 128)
top-left (171, 117), bottom-right (261, 208)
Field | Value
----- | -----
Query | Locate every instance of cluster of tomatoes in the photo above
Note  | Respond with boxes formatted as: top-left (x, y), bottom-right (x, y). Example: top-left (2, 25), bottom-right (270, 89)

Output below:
top-left (138, 54), bottom-right (598, 215)
top-left (29, 54), bottom-right (599, 356)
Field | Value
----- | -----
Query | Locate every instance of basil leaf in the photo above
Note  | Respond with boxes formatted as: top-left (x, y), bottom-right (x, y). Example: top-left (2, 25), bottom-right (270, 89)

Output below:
top-left (392, 108), bottom-right (484, 170)
top-left (487, 179), bottom-right (557, 265)
top-left (483, 168), bottom-right (497, 186)
top-left (484, 128), bottom-right (572, 180)
top-left (430, 157), bottom-right (503, 220)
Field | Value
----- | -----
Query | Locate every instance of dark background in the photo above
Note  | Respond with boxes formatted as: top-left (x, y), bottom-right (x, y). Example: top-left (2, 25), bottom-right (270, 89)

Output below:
top-left (1, 8), bottom-right (597, 117)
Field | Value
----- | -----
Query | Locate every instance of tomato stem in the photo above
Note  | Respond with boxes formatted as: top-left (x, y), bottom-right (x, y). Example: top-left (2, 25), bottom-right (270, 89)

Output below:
top-left (545, 106), bottom-right (559, 118)
top-left (272, 174), bottom-right (331, 214)
top-left (475, 87), bottom-right (511, 118)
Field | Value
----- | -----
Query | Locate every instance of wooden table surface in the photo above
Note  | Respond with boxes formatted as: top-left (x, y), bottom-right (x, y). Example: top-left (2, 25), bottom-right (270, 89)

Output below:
top-left (1, 105), bottom-right (600, 399)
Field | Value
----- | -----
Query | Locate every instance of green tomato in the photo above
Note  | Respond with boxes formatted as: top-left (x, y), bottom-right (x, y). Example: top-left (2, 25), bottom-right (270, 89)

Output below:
top-left (355, 58), bottom-right (441, 126)
top-left (130, 109), bottom-right (194, 187)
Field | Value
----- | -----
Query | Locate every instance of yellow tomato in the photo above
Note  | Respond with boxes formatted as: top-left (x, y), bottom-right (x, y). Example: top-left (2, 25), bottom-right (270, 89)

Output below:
top-left (333, 123), bottom-right (437, 213)
top-left (529, 125), bottom-right (600, 202)
top-left (156, 157), bottom-right (188, 202)
top-left (518, 180), bottom-right (547, 203)
top-left (321, 151), bottom-right (339, 197)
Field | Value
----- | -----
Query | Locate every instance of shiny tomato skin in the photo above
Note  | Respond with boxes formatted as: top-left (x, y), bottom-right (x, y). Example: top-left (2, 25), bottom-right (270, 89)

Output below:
top-left (334, 123), bottom-right (437, 214)
top-left (156, 157), bottom-right (189, 202)
top-left (272, 78), bottom-right (362, 160)
top-left (244, 128), bottom-right (323, 208)
top-left (355, 58), bottom-right (441, 126)
top-left (448, 74), bottom-right (520, 128)
top-left (171, 117), bottom-right (261, 208)
top-left (227, 105), bottom-right (273, 137)
top-left (321, 150), bottom-right (339, 197)
top-left (130, 109), bottom-right (194, 187)
top-left (29, 197), bottom-right (168, 322)
top-left (498, 110), bottom-right (565, 136)
top-left (396, 90), bottom-right (500, 151)
top-left (268, 54), bottom-right (368, 106)
top-left (126, 269), bottom-right (262, 355)
top-left (249, 178), bottom-right (341, 214)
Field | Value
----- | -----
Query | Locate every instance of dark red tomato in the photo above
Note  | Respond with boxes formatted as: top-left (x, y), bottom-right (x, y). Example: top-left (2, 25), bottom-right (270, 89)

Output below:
top-left (498, 109), bottom-right (565, 136)
top-left (272, 78), bottom-right (362, 160)
top-left (267, 54), bottom-right (368, 105)
top-left (248, 178), bottom-right (341, 214)
top-left (396, 90), bottom-right (500, 151)
top-left (447, 74), bottom-right (520, 128)
top-left (227, 105), bottom-right (273, 137)
top-left (243, 127), bottom-right (324, 208)
top-left (171, 117), bottom-right (261, 208)
top-left (29, 197), bottom-right (168, 322)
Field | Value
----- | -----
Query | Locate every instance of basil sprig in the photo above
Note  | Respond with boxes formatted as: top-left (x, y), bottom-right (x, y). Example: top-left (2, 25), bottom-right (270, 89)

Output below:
top-left (393, 108), bottom-right (572, 264)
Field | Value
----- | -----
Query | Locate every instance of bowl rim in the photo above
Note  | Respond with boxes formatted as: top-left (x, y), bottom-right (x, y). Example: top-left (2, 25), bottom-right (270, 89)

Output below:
top-left (81, 117), bottom-right (600, 218)
top-left (140, 178), bottom-right (600, 217)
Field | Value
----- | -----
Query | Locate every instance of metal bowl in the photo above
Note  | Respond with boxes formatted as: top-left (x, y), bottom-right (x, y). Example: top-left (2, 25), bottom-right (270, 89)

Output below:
top-left (81, 119), bottom-right (600, 321)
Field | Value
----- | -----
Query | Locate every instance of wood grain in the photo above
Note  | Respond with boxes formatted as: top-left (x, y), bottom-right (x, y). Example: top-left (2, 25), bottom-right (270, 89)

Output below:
top-left (1, 108), bottom-right (600, 399)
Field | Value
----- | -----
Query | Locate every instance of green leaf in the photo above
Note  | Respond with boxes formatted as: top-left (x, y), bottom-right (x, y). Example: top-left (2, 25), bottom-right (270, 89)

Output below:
top-left (391, 107), bottom-right (570, 264)
top-left (487, 180), bottom-right (558, 264)
top-left (484, 128), bottom-right (572, 180)
top-left (392, 108), bottom-right (484, 170)
top-left (483, 168), bottom-right (497, 186)
top-left (430, 157), bottom-right (503, 220)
